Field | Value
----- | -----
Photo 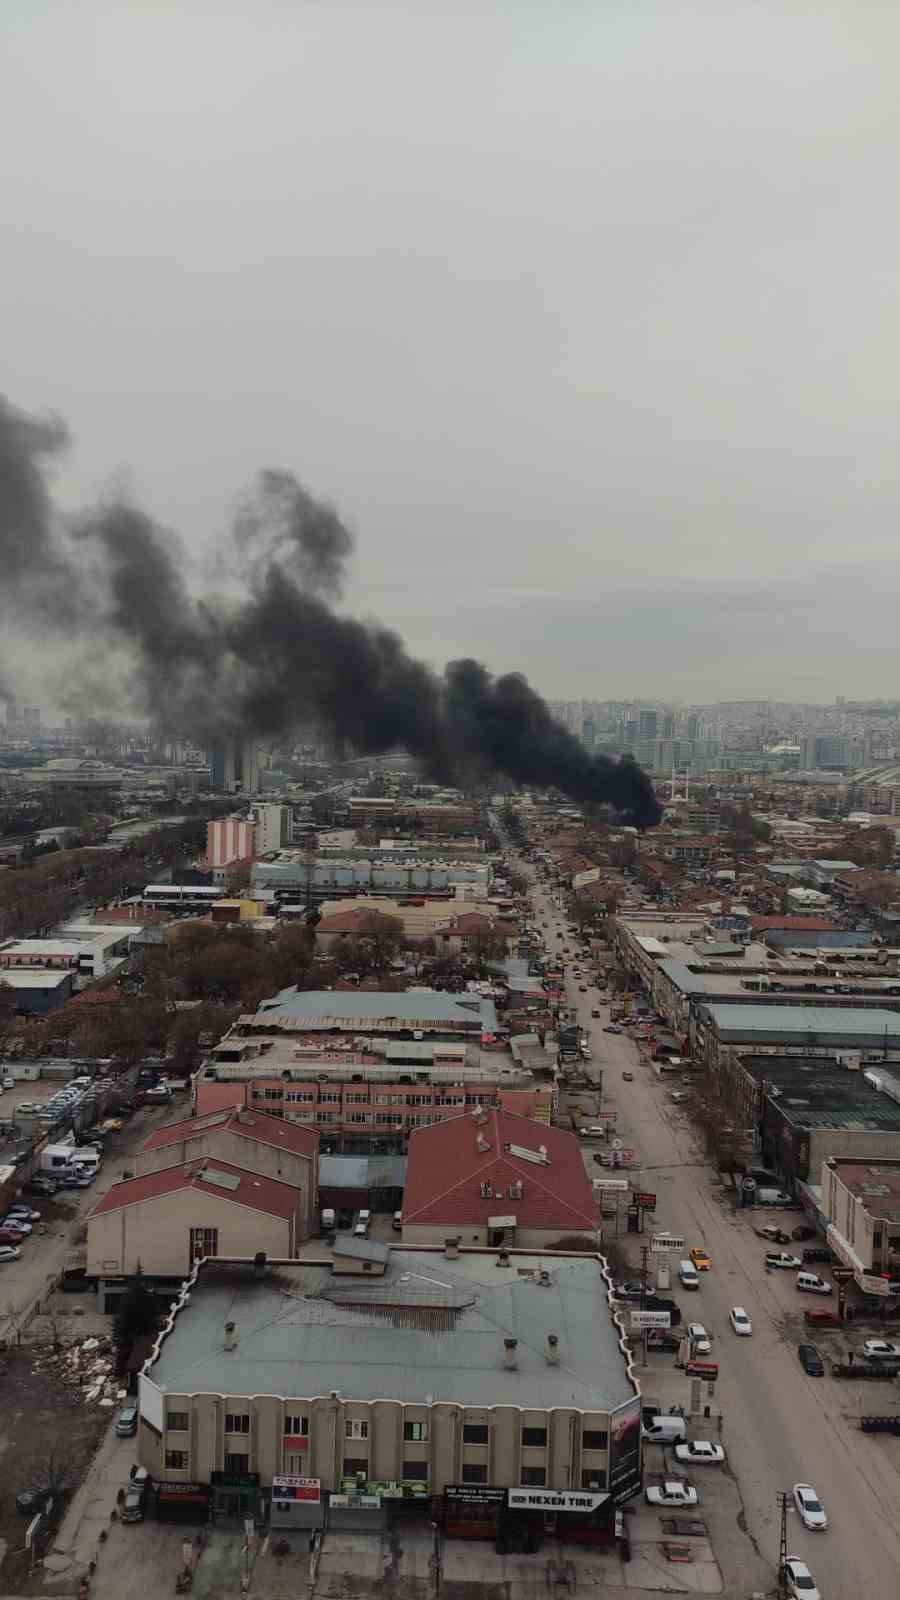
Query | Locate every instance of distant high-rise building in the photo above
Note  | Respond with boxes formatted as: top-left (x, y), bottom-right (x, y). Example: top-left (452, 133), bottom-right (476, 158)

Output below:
top-left (581, 716), bottom-right (595, 750)
top-left (5, 702), bottom-right (17, 726)
top-left (209, 738), bottom-right (260, 794)
top-left (206, 817), bottom-right (256, 869)
top-left (639, 710), bottom-right (658, 739)
top-left (686, 714), bottom-right (700, 741)
top-left (661, 713), bottom-right (675, 739)
top-left (254, 803), bottom-right (292, 853)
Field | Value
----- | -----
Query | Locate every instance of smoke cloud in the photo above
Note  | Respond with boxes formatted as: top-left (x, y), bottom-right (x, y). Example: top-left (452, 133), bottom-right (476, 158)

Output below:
top-left (0, 395), bottom-right (661, 828)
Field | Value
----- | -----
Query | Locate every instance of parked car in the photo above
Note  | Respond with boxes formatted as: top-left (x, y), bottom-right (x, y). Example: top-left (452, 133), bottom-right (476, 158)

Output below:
top-left (862, 1339), bottom-right (900, 1361)
top-left (797, 1343), bottom-right (824, 1376)
top-left (646, 1330), bottom-right (680, 1352)
top-left (1, 1216), bottom-right (32, 1234)
top-left (766, 1252), bottom-right (802, 1270)
top-left (757, 1225), bottom-right (791, 1244)
top-left (7, 1205), bottom-right (40, 1221)
top-left (0, 1228), bottom-right (28, 1247)
top-left (645, 1479), bottom-right (698, 1508)
top-left (591, 1009), bottom-right (601, 1018)
top-left (781, 1557), bottom-right (821, 1600)
top-left (689, 1247), bottom-right (712, 1271)
top-left (622, 1071), bottom-right (634, 1082)
top-left (791, 1225), bottom-right (817, 1241)
top-left (796, 1273), bottom-right (832, 1295)
top-left (0, 1246), bottom-right (22, 1262)
top-left (793, 1483), bottom-right (827, 1531)
top-left (730, 1307), bottom-right (752, 1336)
top-left (15, 1486), bottom-right (53, 1516)
top-left (674, 1441), bottom-right (725, 1466)
top-left (604, 1025), bottom-right (622, 1034)
top-left (120, 1483), bottom-right (146, 1523)
top-left (115, 1404), bottom-right (139, 1438)
top-left (687, 1323), bottom-right (711, 1354)
top-left (801, 1247), bottom-right (833, 1265)
top-left (24, 1176), bottom-right (57, 1196)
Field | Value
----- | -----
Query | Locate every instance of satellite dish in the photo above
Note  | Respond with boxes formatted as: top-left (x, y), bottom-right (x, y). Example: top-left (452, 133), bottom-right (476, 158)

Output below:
top-left (611, 1138), bottom-right (623, 1150)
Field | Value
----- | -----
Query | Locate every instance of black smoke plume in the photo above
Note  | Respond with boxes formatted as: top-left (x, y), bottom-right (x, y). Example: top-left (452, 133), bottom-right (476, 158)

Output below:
top-left (0, 395), bottom-right (661, 828)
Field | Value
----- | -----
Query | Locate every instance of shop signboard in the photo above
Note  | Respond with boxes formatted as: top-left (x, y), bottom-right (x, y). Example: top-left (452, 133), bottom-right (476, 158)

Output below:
top-left (507, 1488), bottom-right (608, 1512)
top-left (650, 1233), bottom-right (685, 1253)
top-left (445, 1485), bottom-right (506, 1506)
top-left (630, 1309), bottom-right (671, 1331)
top-left (608, 1395), bottom-right (641, 1495)
top-left (272, 1476), bottom-right (320, 1503)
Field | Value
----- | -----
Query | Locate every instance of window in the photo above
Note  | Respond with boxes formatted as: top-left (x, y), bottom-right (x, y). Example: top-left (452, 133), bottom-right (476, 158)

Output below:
top-left (521, 1467), bottom-right (546, 1487)
top-left (165, 1449), bottom-right (188, 1471)
top-left (284, 1416), bottom-right (309, 1436)
top-left (582, 1429), bottom-right (608, 1451)
top-left (402, 1460), bottom-right (428, 1480)
top-left (345, 1419), bottom-right (369, 1440)
top-left (189, 1226), bottom-right (218, 1262)
top-left (521, 1427), bottom-right (547, 1448)
top-left (343, 1458), bottom-right (368, 1476)
top-left (166, 1411), bottom-right (189, 1432)
top-left (480, 1182), bottom-right (492, 1199)
top-left (225, 1413), bottom-right (250, 1434)
top-left (461, 1464), bottom-right (487, 1484)
top-left (348, 1113), bottom-right (370, 1124)
top-left (224, 1453), bottom-right (249, 1474)
top-left (462, 1423), bottom-right (489, 1445)
top-left (582, 1470), bottom-right (604, 1489)
top-left (404, 1421), bottom-right (428, 1442)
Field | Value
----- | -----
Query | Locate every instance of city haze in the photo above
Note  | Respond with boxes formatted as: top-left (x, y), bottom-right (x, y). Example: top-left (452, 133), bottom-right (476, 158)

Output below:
top-left (2, 2), bottom-right (899, 699)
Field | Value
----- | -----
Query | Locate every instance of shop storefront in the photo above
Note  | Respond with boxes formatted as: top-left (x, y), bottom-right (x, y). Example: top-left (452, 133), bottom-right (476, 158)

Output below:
top-left (151, 1481), bottom-right (212, 1524)
top-left (271, 1475), bottom-right (324, 1533)
top-left (210, 1470), bottom-right (262, 1523)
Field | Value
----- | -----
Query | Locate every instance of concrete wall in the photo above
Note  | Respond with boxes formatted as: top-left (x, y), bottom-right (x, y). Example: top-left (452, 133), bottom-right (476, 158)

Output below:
top-left (808, 1127), bottom-right (900, 1187)
top-left (139, 1387), bottom-right (617, 1497)
top-left (87, 1189), bottom-right (294, 1278)
top-left (400, 1224), bottom-right (598, 1250)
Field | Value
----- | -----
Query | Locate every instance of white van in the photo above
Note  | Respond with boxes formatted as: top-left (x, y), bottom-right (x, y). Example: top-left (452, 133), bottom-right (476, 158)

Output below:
top-left (679, 1260), bottom-right (700, 1290)
top-left (796, 1271), bottom-right (832, 1295)
top-left (641, 1415), bottom-right (687, 1444)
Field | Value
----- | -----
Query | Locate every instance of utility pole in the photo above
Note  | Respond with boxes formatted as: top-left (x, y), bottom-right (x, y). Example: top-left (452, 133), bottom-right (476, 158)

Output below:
top-left (640, 1245), bottom-right (650, 1368)
top-left (776, 1490), bottom-right (791, 1599)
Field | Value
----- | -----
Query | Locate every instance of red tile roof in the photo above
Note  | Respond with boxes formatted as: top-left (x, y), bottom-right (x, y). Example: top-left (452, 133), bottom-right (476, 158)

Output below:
top-left (402, 1108), bottom-right (597, 1232)
top-left (89, 1158), bottom-right (299, 1220)
top-left (140, 1106), bottom-right (318, 1158)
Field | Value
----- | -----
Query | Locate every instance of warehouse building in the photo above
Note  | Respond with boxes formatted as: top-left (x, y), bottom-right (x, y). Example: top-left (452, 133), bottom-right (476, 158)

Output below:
top-left (138, 1246), bottom-right (641, 1537)
top-left (694, 1004), bottom-right (900, 1072)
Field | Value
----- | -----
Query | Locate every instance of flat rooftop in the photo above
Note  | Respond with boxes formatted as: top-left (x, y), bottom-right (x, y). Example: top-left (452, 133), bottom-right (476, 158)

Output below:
top-left (701, 1004), bottom-right (900, 1045)
top-left (146, 1250), bottom-right (635, 1413)
top-left (741, 1055), bottom-right (900, 1130)
top-left (827, 1159), bottom-right (900, 1219)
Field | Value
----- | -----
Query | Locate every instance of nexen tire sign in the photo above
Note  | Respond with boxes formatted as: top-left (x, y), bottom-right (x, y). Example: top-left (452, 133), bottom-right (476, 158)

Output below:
top-left (507, 1489), bottom-right (608, 1512)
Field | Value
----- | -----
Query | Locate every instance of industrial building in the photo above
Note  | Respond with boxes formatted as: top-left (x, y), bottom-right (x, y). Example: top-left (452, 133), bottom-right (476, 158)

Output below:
top-left (137, 1247), bottom-right (641, 1534)
top-left (694, 1004), bottom-right (900, 1071)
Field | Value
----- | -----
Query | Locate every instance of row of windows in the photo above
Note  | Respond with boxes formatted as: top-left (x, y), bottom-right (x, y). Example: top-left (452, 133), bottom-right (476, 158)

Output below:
top-left (164, 1452), bottom-right (604, 1492)
top-left (166, 1417), bottom-right (607, 1452)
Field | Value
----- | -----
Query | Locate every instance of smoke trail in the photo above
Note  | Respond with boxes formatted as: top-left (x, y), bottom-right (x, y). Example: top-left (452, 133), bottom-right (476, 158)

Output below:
top-left (0, 395), bottom-right (661, 827)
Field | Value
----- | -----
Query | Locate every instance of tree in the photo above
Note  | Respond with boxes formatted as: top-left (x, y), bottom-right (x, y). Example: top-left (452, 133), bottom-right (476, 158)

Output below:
top-left (568, 894), bottom-right (596, 932)
top-left (466, 929), bottom-right (508, 973)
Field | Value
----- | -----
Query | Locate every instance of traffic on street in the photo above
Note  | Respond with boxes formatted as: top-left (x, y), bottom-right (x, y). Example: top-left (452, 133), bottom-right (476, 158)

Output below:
top-left (519, 857), bottom-right (900, 1600)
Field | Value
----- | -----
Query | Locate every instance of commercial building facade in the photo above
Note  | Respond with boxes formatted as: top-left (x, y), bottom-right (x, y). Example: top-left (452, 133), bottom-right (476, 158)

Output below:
top-left (138, 1249), bottom-right (642, 1533)
top-left (823, 1156), bottom-right (900, 1296)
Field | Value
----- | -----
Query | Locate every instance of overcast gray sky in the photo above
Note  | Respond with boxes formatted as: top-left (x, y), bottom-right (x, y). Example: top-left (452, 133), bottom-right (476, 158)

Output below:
top-left (3, 0), bottom-right (899, 706)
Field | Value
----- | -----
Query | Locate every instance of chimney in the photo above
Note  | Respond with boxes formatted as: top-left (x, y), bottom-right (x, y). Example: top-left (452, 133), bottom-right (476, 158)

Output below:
top-left (503, 1337), bottom-right (518, 1370)
top-left (538, 1268), bottom-right (551, 1287)
top-left (546, 1334), bottom-right (560, 1365)
top-left (223, 1320), bottom-right (237, 1352)
top-left (497, 1250), bottom-right (510, 1268)
top-left (444, 1237), bottom-right (461, 1260)
top-left (254, 1251), bottom-right (267, 1278)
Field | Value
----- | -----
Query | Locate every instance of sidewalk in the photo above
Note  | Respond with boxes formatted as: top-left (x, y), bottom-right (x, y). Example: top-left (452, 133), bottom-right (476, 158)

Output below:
top-left (40, 1417), bottom-right (135, 1590)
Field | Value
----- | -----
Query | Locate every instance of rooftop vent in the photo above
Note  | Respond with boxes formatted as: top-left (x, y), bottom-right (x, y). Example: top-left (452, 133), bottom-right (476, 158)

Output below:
top-left (503, 1337), bottom-right (518, 1370)
top-left (476, 1135), bottom-right (491, 1153)
top-left (497, 1250), bottom-right (510, 1268)
top-left (223, 1320), bottom-right (237, 1352)
top-left (444, 1237), bottom-right (461, 1260)
top-left (546, 1333), bottom-right (560, 1365)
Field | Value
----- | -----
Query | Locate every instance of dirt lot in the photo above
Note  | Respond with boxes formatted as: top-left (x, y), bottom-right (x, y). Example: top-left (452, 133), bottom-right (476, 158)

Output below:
top-left (0, 1345), bottom-right (114, 1591)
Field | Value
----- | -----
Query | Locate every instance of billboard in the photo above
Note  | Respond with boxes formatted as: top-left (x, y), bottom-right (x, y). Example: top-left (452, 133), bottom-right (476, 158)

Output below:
top-left (608, 1395), bottom-right (642, 1499)
top-left (630, 1309), bottom-right (671, 1330)
top-left (650, 1233), bottom-right (685, 1253)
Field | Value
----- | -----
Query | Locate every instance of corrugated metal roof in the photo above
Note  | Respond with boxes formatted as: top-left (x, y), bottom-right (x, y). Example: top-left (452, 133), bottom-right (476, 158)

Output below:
top-left (254, 987), bottom-right (498, 1031)
top-left (704, 1004), bottom-right (900, 1039)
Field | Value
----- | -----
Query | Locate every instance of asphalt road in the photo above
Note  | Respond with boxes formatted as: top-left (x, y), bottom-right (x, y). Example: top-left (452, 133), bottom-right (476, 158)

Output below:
top-left (529, 875), bottom-right (900, 1600)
